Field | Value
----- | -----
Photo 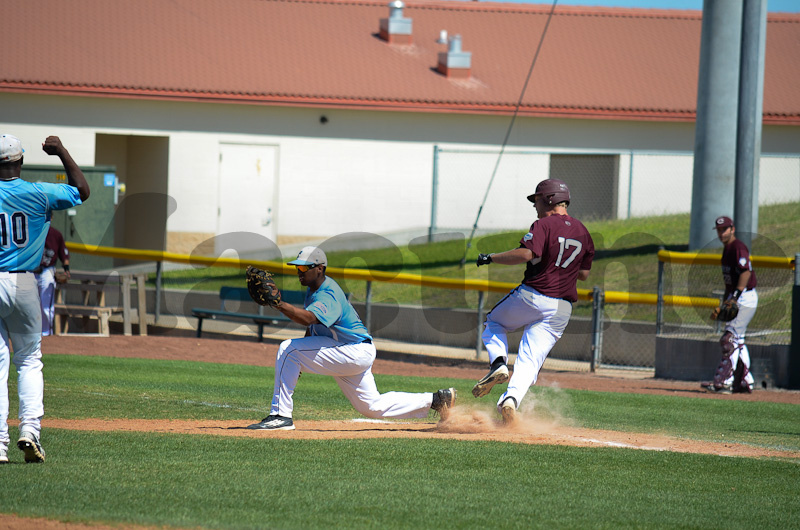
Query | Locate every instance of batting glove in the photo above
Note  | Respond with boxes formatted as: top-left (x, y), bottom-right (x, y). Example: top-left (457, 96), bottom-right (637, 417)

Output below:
top-left (476, 253), bottom-right (494, 267)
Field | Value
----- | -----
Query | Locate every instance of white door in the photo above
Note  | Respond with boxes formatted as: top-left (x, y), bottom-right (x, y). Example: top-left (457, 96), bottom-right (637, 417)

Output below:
top-left (217, 143), bottom-right (278, 255)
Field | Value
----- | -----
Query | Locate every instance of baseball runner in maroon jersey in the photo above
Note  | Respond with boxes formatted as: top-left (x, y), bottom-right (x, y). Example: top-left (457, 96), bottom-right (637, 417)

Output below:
top-left (473, 179), bottom-right (594, 424)
top-left (703, 216), bottom-right (757, 394)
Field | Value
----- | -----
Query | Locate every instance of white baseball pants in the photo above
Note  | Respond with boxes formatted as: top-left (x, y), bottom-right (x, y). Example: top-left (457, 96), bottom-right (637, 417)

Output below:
top-left (0, 272), bottom-right (45, 452)
top-left (482, 285), bottom-right (572, 411)
top-left (36, 266), bottom-right (57, 336)
top-left (270, 336), bottom-right (433, 419)
top-left (722, 289), bottom-right (758, 387)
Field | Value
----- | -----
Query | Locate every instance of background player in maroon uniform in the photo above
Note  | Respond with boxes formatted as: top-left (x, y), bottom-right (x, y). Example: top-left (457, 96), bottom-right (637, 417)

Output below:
top-left (35, 226), bottom-right (70, 336)
top-left (703, 216), bottom-right (757, 394)
top-left (473, 179), bottom-right (594, 424)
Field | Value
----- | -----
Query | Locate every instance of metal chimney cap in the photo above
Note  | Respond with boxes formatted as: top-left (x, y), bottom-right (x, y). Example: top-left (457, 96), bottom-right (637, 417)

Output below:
top-left (449, 34), bottom-right (463, 53)
top-left (389, 0), bottom-right (404, 9)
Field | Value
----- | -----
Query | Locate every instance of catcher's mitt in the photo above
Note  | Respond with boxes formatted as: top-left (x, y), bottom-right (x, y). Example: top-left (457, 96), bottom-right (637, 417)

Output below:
top-left (55, 271), bottom-right (69, 284)
top-left (711, 299), bottom-right (739, 322)
top-left (245, 266), bottom-right (282, 308)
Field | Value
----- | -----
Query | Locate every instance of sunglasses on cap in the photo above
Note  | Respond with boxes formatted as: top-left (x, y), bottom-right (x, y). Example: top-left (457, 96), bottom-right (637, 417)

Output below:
top-left (295, 264), bottom-right (319, 273)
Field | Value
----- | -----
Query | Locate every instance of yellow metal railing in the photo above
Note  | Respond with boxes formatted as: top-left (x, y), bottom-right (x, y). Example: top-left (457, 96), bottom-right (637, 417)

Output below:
top-left (67, 242), bottom-right (520, 294)
top-left (67, 243), bottom-right (777, 309)
top-left (658, 249), bottom-right (796, 270)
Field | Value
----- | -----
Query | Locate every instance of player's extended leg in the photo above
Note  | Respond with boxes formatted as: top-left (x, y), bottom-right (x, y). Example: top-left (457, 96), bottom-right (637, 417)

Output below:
top-left (498, 297), bottom-right (571, 419)
top-left (335, 368), bottom-right (433, 419)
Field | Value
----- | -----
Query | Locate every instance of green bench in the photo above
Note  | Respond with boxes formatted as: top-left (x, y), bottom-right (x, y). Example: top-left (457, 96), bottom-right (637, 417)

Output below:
top-left (191, 287), bottom-right (305, 342)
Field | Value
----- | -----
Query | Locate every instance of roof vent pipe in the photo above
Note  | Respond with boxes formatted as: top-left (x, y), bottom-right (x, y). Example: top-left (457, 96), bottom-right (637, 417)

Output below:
top-left (380, 1), bottom-right (412, 44)
top-left (449, 34), bottom-right (462, 53)
top-left (389, 0), bottom-right (405, 19)
top-left (436, 34), bottom-right (472, 79)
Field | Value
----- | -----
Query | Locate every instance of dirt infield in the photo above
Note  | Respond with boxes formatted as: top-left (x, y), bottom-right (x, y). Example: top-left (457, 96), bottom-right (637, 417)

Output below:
top-left (37, 334), bottom-right (800, 458)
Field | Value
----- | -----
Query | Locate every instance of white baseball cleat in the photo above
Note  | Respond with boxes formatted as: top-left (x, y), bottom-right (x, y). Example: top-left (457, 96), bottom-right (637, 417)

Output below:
top-left (472, 363), bottom-right (509, 398)
top-left (17, 430), bottom-right (45, 463)
top-left (499, 397), bottom-right (518, 427)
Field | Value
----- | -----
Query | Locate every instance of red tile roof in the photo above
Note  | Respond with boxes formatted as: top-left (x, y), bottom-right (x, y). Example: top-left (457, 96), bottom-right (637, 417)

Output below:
top-left (2, 0), bottom-right (798, 124)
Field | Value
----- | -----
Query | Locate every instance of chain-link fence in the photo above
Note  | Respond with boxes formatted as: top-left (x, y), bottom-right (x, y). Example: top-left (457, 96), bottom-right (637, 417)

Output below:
top-left (573, 295), bottom-right (660, 370)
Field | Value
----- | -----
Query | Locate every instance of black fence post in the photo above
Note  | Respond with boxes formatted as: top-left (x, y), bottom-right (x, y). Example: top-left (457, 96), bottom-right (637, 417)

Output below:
top-left (789, 254), bottom-right (800, 389)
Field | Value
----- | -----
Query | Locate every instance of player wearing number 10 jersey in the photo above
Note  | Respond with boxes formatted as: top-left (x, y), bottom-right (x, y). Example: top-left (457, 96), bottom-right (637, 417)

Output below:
top-left (0, 135), bottom-right (89, 463)
top-left (473, 179), bottom-right (594, 425)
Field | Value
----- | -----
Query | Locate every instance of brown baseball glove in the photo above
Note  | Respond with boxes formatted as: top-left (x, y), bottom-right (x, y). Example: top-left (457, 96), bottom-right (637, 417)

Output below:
top-left (55, 271), bottom-right (69, 284)
top-left (245, 266), bottom-right (282, 308)
top-left (711, 299), bottom-right (739, 322)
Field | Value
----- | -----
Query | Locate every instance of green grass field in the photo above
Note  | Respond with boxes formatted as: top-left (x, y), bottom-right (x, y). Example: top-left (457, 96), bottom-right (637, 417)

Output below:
top-left (1, 354), bottom-right (799, 529)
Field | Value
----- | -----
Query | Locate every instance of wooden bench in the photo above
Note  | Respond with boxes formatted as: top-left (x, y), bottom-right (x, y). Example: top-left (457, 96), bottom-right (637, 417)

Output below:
top-left (54, 271), bottom-right (148, 337)
top-left (192, 287), bottom-right (306, 342)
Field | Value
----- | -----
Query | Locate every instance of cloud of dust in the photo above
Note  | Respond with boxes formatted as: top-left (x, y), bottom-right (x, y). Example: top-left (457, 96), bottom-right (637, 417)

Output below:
top-left (437, 382), bottom-right (578, 434)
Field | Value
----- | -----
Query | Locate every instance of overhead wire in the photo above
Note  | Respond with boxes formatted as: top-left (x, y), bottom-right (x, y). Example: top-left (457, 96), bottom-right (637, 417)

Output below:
top-left (459, 0), bottom-right (560, 267)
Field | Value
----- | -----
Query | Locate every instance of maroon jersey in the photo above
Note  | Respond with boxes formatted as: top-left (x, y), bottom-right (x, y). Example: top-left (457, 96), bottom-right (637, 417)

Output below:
top-left (39, 227), bottom-right (68, 269)
top-left (519, 214), bottom-right (594, 302)
top-left (721, 238), bottom-right (756, 294)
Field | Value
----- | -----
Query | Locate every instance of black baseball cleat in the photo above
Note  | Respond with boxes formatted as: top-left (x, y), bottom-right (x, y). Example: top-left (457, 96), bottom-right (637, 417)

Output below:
top-left (247, 415), bottom-right (295, 430)
top-left (472, 362), bottom-right (509, 398)
top-left (431, 388), bottom-right (457, 419)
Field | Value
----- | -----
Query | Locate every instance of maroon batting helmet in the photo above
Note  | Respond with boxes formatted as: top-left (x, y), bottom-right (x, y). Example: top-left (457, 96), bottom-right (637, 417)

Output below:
top-left (527, 179), bottom-right (570, 205)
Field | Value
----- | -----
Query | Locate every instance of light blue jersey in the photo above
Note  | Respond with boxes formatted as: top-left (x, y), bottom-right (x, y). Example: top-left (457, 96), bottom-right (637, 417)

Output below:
top-left (0, 180), bottom-right (82, 271)
top-left (304, 277), bottom-right (372, 344)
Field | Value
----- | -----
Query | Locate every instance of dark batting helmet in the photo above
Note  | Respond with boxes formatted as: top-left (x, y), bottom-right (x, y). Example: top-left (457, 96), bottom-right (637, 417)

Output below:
top-left (527, 179), bottom-right (570, 205)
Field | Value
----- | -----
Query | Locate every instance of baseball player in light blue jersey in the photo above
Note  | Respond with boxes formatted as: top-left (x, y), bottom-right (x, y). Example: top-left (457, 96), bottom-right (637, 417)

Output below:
top-left (248, 246), bottom-right (456, 430)
top-left (0, 135), bottom-right (90, 463)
